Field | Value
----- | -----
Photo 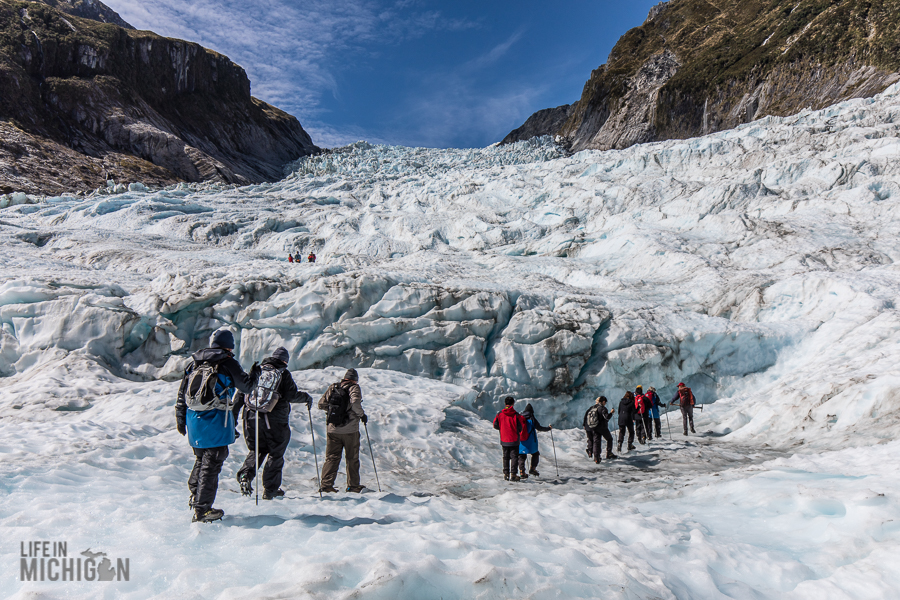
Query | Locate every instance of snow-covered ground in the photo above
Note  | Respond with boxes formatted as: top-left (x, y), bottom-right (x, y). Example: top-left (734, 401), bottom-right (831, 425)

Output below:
top-left (2, 84), bottom-right (900, 598)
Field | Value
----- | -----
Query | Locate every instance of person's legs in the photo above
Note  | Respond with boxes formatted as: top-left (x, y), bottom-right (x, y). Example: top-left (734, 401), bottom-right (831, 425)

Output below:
top-left (681, 406), bottom-right (689, 434)
top-left (262, 422), bottom-right (291, 492)
top-left (530, 452), bottom-right (540, 472)
top-left (617, 427), bottom-right (626, 451)
top-left (193, 446), bottom-right (228, 512)
top-left (687, 406), bottom-right (695, 432)
top-left (502, 446), bottom-right (514, 476)
top-left (343, 432), bottom-right (362, 489)
top-left (600, 429), bottom-right (614, 456)
top-left (517, 453), bottom-right (527, 475)
top-left (320, 433), bottom-right (345, 488)
top-left (626, 422), bottom-right (635, 448)
top-left (585, 428), bottom-right (593, 456)
top-left (654, 418), bottom-right (662, 438)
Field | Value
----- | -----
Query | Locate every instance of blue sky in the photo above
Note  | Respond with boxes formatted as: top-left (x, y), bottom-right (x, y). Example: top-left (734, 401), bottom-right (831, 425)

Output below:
top-left (104, 0), bottom-right (662, 149)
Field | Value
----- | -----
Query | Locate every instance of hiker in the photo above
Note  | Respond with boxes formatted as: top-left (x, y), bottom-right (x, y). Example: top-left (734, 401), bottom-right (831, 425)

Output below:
top-left (646, 386), bottom-right (665, 439)
top-left (294, 252), bottom-right (302, 263)
top-left (493, 397), bottom-right (527, 481)
top-left (175, 330), bottom-right (259, 523)
top-left (583, 396), bottom-right (617, 463)
top-left (288, 254), bottom-right (294, 263)
top-left (517, 403), bottom-right (552, 478)
top-left (233, 347), bottom-right (312, 500)
top-left (672, 382), bottom-right (696, 435)
top-left (308, 252), bottom-right (316, 263)
top-left (617, 391), bottom-right (636, 452)
top-left (317, 368), bottom-right (367, 493)
top-left (634, 385), bottom-right (649, 443)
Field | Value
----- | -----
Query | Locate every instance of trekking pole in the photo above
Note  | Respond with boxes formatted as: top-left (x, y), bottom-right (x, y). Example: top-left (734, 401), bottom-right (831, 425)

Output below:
top-left (254, 409), bottom-right (260, 506)
top-left (664, 405), bottom-right (672, 440)
top-left (549, 428), bottom-right (560, 477)
top-left (308, 405), bottom-right (322, 499)
top-left (363, 422), bottom-right (382, 492)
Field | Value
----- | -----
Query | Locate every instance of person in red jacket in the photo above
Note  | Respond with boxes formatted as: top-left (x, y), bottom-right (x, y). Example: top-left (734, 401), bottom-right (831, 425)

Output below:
top-left (634, 385), bottom-right (649, 444)
top-left (671, 382), bottom-right (696, 435)
top-left (493, 396), bottom-right (527, 481)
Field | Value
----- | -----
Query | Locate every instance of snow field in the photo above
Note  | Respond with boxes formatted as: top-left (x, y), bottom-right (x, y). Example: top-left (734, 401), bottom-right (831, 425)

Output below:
top-left (2, 82), bottom-right (900, 598)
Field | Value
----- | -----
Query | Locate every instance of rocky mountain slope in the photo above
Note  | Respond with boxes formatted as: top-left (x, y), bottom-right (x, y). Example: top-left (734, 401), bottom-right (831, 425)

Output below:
top-left (504, 0), bottom-right (900, 151)
top-left (0, 0), bottom-right (318, 195)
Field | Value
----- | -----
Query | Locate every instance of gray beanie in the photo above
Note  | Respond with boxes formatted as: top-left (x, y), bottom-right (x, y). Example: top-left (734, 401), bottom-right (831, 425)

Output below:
top-left (343, 368), bottom-right (359, 381)
top-left (272, 347), bottom-right (289, 364)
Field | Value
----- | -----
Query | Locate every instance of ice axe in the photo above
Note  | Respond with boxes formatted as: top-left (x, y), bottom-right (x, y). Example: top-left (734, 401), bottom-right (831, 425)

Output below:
top-left (307, 404), bottom-right (322, 499)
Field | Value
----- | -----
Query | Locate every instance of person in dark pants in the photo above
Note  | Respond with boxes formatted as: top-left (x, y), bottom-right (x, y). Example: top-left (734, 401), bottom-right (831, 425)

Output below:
top-left (634, 385), bottom-right (650, 443)
top-left (671, 382), bottom-right (696, 435)
top-left (233, 347), bottom-right (312, 500)
top-left (317, 369), bottom-right (367, 492)
top-left (517, 403), bottom-right (552, 478)
top-left (493, 397), bottom-right (526, 481)
top-left (617, 391), bottom-right (636, 452)
top-left (175, 330), bottom-right (259, 523)
top-left (583, 396), bottom-right (617, 463)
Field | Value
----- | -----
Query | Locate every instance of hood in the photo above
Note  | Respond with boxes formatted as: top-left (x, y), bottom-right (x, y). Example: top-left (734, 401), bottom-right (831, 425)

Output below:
top-left (262, 357), bottom-right (287, 369)
top-left (501, 406), bottom-right (519, 416)
top-left (522, 403), bottom-right (534, 419)
top-left (191, 347), bottom-right (233, 363)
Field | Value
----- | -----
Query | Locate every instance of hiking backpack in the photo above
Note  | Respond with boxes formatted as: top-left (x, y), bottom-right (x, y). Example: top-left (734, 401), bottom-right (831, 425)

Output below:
top-left (678, 387), bottom-right (694, 405)
top-left (245, 364), bottom-right (284, 413)
top-left (586, 406), bottom-right (602, 429)
top-left (634, 394), bottom-right (647, 414)
top-left (184, 361), bottom-right (231, 412)
top-left (325, 383), bottom-right (353, 427)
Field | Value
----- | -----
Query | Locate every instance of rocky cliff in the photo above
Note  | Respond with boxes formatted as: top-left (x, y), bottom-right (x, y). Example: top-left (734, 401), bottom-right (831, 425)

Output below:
top-left (504, 0), bottom-right (900, 151)
top-left (0, 0), bottom-right (318, 195)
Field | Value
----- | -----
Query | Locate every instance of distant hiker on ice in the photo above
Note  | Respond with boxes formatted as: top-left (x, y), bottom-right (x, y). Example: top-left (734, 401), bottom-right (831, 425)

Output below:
top-left (175, 330), bottom-right (259, 523)
top-left (646, 386), bottom-right (665, 439)
top-left (294, 252), bottom-right (302, 263)
top-left (673, 382), bottom-right (696, 435)
top-left (617, 392), bottom-right (636, 453)
top-left (317, 369), bottom-right (367, 493)
top-left (517, 403), bottom-right (552, 478)
top-left (308, 252), bottom-right (316, 263)
top-left (634, 385), bottom-right (650, 444)
top-left (493, 397), bottom-right (527, 481)
top-left (233, 347), bottom-right (312, 500)
top-left (583, 396), bottom-right (616, 463)
top-left (288, 254), bottom-right (294, 263)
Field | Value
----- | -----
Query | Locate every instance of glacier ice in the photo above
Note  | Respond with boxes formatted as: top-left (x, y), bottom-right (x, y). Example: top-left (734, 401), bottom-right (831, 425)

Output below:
top-left (2, 84), bottom-right (900, 598)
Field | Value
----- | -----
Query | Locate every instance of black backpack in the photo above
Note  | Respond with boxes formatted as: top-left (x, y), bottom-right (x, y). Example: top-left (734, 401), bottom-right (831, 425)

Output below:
top-left (325, 383), bottom-right (352, 426)
top-left (185, 361), bottom-right (228, 412)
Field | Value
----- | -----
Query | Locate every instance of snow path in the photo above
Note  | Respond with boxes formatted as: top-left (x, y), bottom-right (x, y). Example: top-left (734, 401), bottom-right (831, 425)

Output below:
top-left (3, 84), bottom-right (900, 597)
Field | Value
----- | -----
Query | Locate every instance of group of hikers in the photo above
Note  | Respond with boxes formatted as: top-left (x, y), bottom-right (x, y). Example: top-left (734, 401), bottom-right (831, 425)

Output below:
top-left (287, 252), bottom-right (316, 263)
top-left (491, 383), bottom-right (697, 480)
top-left (175, 329), bottom-right (699, 523)
top-left (175, 330), bottom-right (367, 523)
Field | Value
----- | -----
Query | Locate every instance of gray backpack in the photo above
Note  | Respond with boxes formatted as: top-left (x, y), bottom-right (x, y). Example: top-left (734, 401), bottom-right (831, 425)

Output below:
top-left (185, 362), bottom-right (229, 412)
top-left (245, 364), bottom-right (283, 413)
top-left (586, 405), bottom-right (602, 429)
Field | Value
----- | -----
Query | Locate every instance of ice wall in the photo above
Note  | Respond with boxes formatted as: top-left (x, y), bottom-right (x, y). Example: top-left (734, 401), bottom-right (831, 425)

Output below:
top-left (3, 86), bottom-right (900, 443)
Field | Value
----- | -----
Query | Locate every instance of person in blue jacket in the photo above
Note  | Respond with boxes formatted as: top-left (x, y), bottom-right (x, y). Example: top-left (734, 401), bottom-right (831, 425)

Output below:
top-left (646, 386), bottom-right (666, 439)
top-left (175, 330), bottom-right (259, 523)
top-left (517, 403), bottom-right (553, 479)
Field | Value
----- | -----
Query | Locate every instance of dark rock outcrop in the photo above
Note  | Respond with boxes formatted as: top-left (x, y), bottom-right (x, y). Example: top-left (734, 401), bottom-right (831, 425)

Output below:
top-left (500, 104), bottom-right (573, 145)
top-left (0, 0), bottom-right (318, 195)
top-left (504, 0), bottom-right (900, 151)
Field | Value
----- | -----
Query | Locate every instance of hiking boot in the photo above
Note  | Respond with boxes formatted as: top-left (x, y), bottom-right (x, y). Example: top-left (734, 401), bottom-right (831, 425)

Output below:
top-left (319, 485), bottom-right (339, 493)
top-left (504, 473), bottom-right (510, 481)
top-left (237, 473), bottom-right (252, 497)
top-left (606, 452), bottom-right (618, 459)
top-left (691, 427), bottom-right (696, 433)
top-left (192, 508), bottom-right (224, 523)
top-left (586, 448), bottom-right (593, 457)
top-left (594, 457), bottom-right (601, 464)
top-left (528, 469), bottom-right (539, 477)
top-left (346, 486), bottom-right (365, 493)
top-left (616, 445), bottom-right (622, 453)
top-left (627, 444), bottom-right (636, 451)
top-left (519, 470), bottom-right (528, 479)
top-left (262, 488), bottom-right (285, 500)
top-left (511, 474), bottom-right (520, 482)
top-left (683, 430), bottom-right (688, 436)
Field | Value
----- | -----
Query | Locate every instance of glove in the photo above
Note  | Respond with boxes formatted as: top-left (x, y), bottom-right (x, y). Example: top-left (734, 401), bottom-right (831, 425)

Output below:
top-left (301, 391), bottom-right (312, 409)
top-left (360, 414), bottom-right (368, 424)
top-left (177, 422), bottom-right (186, 436)
top-left (250, 362), bottom-right (261, 378)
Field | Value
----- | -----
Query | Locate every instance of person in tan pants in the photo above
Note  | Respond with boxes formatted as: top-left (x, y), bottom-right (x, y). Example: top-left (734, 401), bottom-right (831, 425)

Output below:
top-left (317, 368), bottom-right (367, 492)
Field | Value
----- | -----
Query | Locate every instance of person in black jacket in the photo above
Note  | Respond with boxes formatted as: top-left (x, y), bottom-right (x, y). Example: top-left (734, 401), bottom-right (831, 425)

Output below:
top-left (583, 396), bottom-right (617, 463)
top-left (617, 391), bottom-right (636, 453)
top-left (233, 347), bottom-right (312, 500)
top-left (175, 329), bottom-right (259, 523)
